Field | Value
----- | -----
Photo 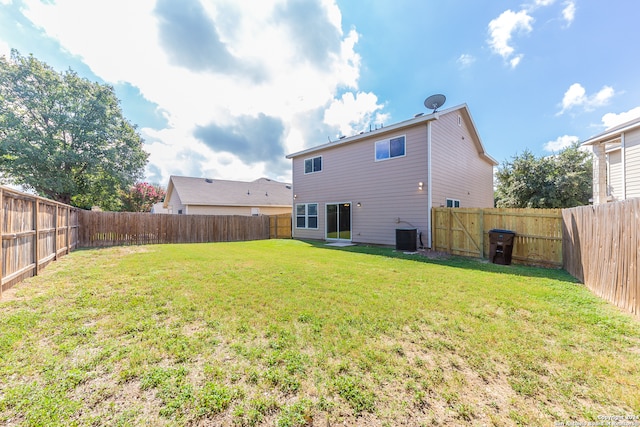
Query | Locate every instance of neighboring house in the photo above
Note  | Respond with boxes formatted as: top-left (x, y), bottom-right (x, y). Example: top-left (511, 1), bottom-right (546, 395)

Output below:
top-left (150, 202), bottom-right (169, 214)
top-left (285, 104), bottom-right (497, 248)
top-left (581, 116), bottom-right (640, 205)
top-left (162, 176), bottom-right (292, 216)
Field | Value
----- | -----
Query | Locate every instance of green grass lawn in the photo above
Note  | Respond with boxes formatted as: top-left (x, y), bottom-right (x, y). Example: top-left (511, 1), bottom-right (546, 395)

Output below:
top-left (1, 239), bottom-right (639, 426)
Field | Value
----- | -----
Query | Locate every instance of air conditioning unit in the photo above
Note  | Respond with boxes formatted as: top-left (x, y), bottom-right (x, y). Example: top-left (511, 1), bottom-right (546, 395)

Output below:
top-left (396, 228), bottom-right (417, 251)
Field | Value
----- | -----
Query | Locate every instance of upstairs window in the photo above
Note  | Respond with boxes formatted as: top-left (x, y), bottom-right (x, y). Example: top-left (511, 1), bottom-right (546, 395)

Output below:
top-left (304, 156), bottom-right (322, 174)
top-left (375, 135), bottom-right (406, 161)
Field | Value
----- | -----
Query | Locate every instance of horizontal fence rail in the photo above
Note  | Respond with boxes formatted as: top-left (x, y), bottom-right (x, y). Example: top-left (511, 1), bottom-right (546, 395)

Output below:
top-left (432, 207), bottom-right (563, 267)
top-left (78, 211), bottom-right (284, 247)
top-left (1, 186), bottom-right (79, 296)
top-left (563, 198), bottom-right (639, 317)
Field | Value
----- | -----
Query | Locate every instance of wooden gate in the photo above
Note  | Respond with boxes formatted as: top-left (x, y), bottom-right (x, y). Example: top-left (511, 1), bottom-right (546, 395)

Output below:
top-left (269, 214), bottom-right (292, 239)
top-left (432, 207), bottom-right (563, 267)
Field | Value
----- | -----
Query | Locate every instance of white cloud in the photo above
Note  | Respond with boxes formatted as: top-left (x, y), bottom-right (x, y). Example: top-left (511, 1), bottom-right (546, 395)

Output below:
top-left (19, 0), bottom-right (373, 185)
top-left (456, 53), bottom-right (475, 68)
top-left (509, 55), bottom-right (523, 69)
top-left (562, 1), bottom-right (576, 25)
top-left (323, 92), bottom-right (387, 137)
top-left (532, 0), bottom-right (556, 7)
top-left (488, 1), bottom-right (576, 68)
top-left (543, 135), bottom-right (578, 152)
top-left (487, 9), bottom-right (534, 67)
top-left (601, 107), bottom-right (640, 129)
top-left (558, 83), bottom-right (615, 115)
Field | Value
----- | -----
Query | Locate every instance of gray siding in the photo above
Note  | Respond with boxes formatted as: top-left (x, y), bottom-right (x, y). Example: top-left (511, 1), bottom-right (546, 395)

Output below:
top-left (625, 128), bottom-right (640, 198)
top-left (292, 123), bottom-right (429, 245)
top-left (430, 111), bottom-right (495, 208)
top-left (291, 108), bottom-right (495, 246)
top-left (187, 205), bottom-right (291, 216)
top-left (608, 149), bottom-right (622, 200)
top-left (165, 189), bottom-right (186, 214)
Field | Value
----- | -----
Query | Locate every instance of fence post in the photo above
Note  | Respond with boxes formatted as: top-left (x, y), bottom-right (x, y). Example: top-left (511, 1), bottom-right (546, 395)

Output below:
top-left (447, 209), bottom-right (452, 253)
top-left (34, 198), bottom-right (39, 276)
top-left (0, 188), bottom-right (3, 298)
top-left (478, 209), bottom-right (484, 258)
top-left (66, 205), bottom-right (71, 254)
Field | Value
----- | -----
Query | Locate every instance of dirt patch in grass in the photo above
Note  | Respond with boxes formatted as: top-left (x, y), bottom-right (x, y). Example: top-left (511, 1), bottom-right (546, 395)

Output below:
top-left (1, 241), bottom-right (639, 426)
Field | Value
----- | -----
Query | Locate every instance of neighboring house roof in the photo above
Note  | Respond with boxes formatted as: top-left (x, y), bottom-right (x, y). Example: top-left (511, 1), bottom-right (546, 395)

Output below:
top-left (163, 176), bottom-right (292, 208)
top-left (581, 116), bottom-right (640, 146)
top-left (286, 103), bottom-right (498, 165)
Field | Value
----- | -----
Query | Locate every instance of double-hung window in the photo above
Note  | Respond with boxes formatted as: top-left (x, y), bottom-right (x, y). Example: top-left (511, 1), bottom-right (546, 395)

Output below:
top-left (304, 156), bottom-right (322, 174)
top-left (375, 135), bottom-right (406, 161)
top-left (296, 203), bottom-right (318, 229)
top-left (446, 198), bottom-right (460, 208)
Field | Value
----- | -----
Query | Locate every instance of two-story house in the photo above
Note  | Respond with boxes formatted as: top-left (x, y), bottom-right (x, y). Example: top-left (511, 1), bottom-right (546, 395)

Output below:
top-left (285, 104), bottom-right (497, 249)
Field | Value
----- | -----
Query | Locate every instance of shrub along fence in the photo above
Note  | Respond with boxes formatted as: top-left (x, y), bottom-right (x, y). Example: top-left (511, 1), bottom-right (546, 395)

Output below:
top-left (0, 186), bottom-right (79, 296)
top-left (562, 198), bottom-right (639, 317)
top-left (432, 207), bottom-right (563, 267)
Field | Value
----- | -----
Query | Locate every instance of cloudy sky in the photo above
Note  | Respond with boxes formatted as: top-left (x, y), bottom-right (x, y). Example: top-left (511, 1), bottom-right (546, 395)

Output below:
top-left (1, 0), bottom-right (638, 185)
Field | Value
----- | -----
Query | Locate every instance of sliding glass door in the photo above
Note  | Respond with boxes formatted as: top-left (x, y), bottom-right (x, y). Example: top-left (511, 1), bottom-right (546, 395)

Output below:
top-left (326, 203), bottom-right (351, 240)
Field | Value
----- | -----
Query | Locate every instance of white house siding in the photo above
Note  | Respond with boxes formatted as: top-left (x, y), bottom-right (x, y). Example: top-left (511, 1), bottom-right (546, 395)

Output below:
top-left (187, 205), bottom-right (291, 216)
top-left (165, 189), bottom-right (186, 214)
top-left (625, 128), bottom-right (640, 198)
top-left (607, 149), bottom-right (622, 200)
top-left (292, 123), bottom-right (430, 246)
top-left (430, 112), bottom-right (495, 208)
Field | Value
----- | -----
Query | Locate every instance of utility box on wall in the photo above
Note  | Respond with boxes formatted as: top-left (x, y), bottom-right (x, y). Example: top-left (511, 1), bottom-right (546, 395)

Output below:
top-left (396, 228), bottom-right (417, 252)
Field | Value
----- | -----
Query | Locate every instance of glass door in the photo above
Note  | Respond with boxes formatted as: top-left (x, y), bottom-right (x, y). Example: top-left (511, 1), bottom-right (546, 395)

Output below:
top-left (326, 203), bottom-right (351, 240)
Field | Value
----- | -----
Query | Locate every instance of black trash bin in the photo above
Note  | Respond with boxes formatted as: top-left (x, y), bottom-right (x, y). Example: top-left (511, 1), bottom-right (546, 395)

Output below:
top-left (488, 229), bottom-right (515, 265)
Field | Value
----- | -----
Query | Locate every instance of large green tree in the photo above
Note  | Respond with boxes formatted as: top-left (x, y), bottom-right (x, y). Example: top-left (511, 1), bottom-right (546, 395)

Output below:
top-left (494, 142), bottom-right (592, 208)
top-left (0, 50), bottom-right (148, 210)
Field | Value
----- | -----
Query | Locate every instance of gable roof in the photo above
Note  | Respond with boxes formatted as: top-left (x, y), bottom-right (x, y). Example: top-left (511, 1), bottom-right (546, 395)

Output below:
top-left (286, 103), bottom-right (497, 165)
top-left (581, 116), bottom-right (640, 146)
top-left (163, 176), bottom-right (292, 208)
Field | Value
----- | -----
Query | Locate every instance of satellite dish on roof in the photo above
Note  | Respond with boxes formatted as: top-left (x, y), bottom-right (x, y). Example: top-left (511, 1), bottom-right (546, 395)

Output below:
top-left (424, 94), bottom-right (446, 113)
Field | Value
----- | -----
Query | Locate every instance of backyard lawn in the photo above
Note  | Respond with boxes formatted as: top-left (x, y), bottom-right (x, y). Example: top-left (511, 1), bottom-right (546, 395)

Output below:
top-left (0, 239), bottom-right (639, 426)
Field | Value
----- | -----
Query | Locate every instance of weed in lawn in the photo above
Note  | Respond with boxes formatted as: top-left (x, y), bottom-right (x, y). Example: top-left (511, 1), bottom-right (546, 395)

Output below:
top-left (2, 240), bottom-right (640, 425)
top-left (195, 381), bottom-right (242, 417)
top-left (332, 374), bottom-right (376, 415)
top-left (275, 399), bottom-right (312, 427)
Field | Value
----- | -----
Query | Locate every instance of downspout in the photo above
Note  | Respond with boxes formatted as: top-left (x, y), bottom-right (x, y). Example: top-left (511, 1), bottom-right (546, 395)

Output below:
top-left (621, 133), bottom-right (626, 199)
top-left (427, 120), bottom-right (433, 249)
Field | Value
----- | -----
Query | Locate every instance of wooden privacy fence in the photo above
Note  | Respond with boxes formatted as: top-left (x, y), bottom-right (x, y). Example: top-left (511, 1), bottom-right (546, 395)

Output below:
top-left (432, 207), bottom-right (563, 267)
top-left (563, 198), bottom-right (639, 316)
top-left (79, 211), bottom-right (291, 247)
top-left (270, 214), bottom-right (292, 239)
top-left (1, 186), bottom-right (79, 296)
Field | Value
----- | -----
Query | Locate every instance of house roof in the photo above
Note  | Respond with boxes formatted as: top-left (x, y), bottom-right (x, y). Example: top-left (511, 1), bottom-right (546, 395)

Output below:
top-left (286, 103), bottom-right (498, 165)
top-left (581, 115), bottom-right (640, 146)
top-left (163, 176), bottom-right (292, 208)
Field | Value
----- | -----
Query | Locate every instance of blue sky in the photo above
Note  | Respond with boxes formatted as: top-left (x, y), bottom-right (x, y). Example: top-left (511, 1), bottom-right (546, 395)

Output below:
top-left (1, 0), bottom-right (638, 186)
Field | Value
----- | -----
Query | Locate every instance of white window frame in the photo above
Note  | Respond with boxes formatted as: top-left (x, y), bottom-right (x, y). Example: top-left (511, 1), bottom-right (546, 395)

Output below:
top-left (304, 156), bottom-right (322, 174)
top-left (375, 135), bottom-right (406, 161)
top-left (446, 198), bottom-right (460, 208)
top-left (295, 203), bottom-right (318, 229)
